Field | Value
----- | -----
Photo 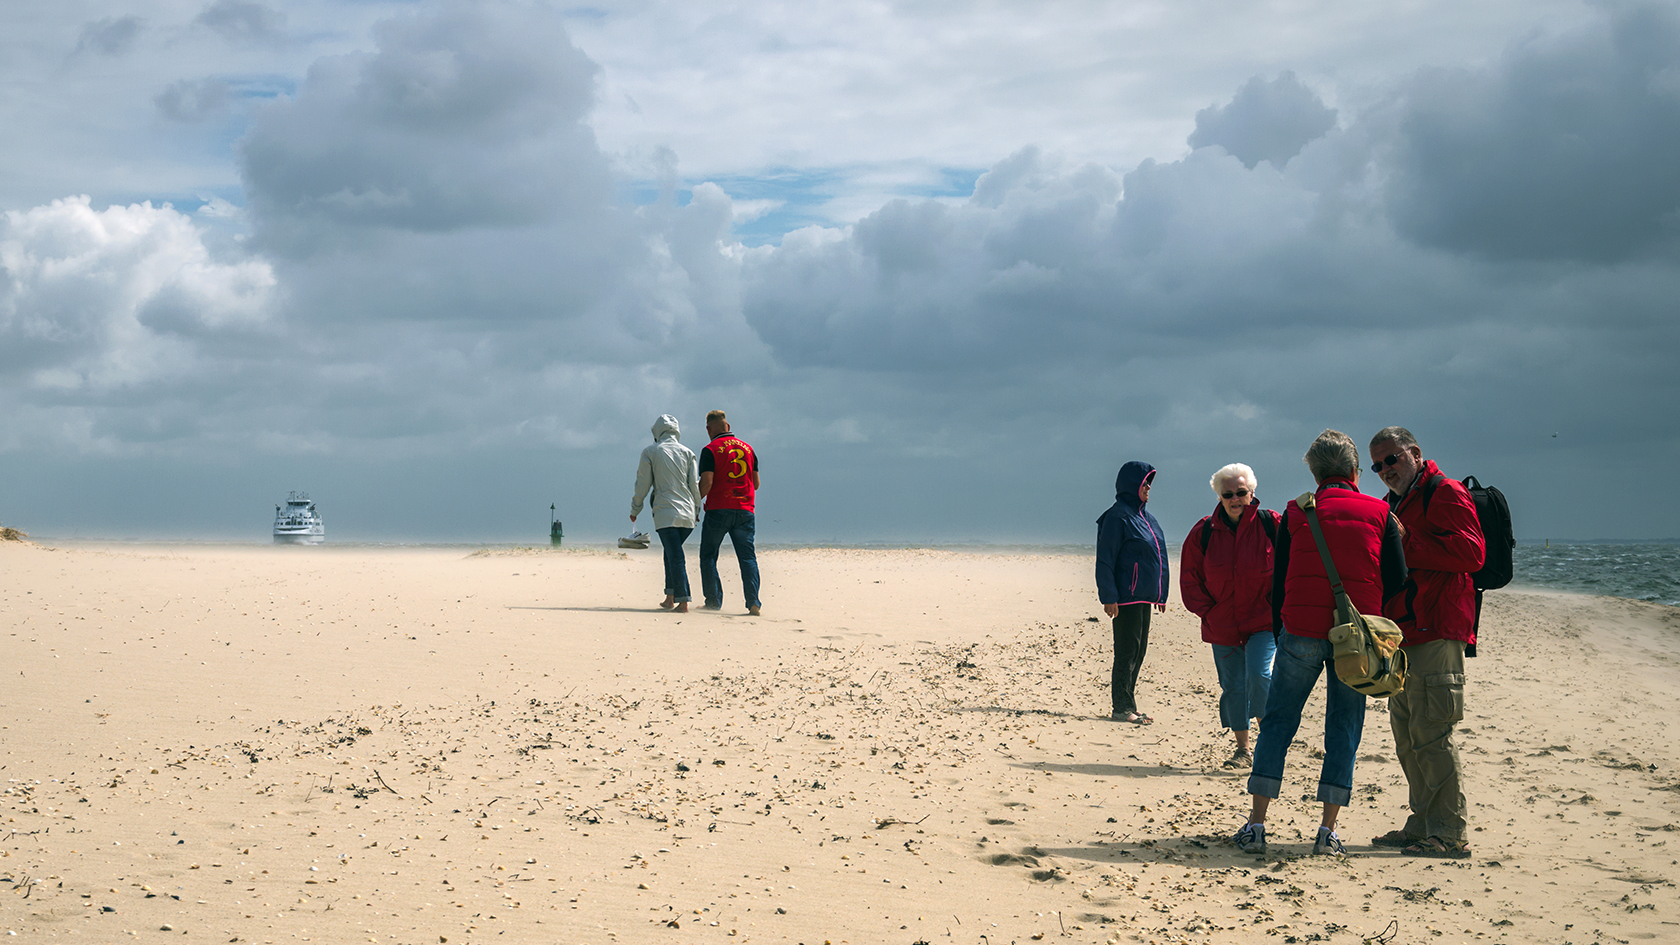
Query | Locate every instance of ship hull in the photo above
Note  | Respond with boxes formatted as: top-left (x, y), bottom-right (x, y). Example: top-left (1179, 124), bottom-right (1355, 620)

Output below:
top-left (273, 529), bottom-right (324, 545)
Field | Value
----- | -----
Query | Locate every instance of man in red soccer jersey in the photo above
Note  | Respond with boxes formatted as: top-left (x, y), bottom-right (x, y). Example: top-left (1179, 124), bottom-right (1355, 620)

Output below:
top-left (698, 409), bottom-right (762, 615)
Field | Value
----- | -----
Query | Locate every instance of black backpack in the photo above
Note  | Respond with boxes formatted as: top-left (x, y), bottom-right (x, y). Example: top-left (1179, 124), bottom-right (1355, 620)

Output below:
top-left (1199, 509), bottom-right (1279, 553)
top-left (1421, 474), bottom-right (1514, 591)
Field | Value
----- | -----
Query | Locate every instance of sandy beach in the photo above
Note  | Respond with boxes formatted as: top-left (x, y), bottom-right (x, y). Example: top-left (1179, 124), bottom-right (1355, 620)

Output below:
top-left (2, 538), bottom-right (1677, 944)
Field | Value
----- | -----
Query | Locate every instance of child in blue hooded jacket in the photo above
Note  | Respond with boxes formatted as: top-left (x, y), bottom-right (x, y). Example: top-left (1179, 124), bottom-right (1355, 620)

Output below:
top-left (1096, 460), bottom-right (1170, 723)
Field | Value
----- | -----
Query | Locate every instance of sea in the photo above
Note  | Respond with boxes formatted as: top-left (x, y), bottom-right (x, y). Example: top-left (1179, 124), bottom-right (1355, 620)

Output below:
top-left (1510, 542), bottom-right (1680, 607)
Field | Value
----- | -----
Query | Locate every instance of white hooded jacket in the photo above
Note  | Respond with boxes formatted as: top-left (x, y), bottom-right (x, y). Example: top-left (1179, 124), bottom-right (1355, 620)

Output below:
top-left (631, 415), bottom-right (701, 529)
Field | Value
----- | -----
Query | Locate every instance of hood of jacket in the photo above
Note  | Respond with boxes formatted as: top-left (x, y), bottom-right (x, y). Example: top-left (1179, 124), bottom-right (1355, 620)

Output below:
top-left (1114, 461), bottom-right (1157, 508)
top-left (652, 414), bottom-right (681, 442)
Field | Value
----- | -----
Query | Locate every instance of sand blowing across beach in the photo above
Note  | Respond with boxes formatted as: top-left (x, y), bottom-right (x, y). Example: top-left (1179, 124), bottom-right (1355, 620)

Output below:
top-left (2, 540), bottom-right (1677, 943)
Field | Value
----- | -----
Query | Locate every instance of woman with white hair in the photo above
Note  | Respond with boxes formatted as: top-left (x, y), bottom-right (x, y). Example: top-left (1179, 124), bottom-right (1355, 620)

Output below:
top-left (1180, 463), bottom-right (1280, 768)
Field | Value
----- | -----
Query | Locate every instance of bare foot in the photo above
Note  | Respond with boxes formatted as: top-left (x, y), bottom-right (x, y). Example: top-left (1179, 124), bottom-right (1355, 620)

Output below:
top-left (660, 595), bottom-right (675, 610)
top-left (747, 605), bottom-right (761, 616)
top-left (674, 602), bottom-right (689, 613)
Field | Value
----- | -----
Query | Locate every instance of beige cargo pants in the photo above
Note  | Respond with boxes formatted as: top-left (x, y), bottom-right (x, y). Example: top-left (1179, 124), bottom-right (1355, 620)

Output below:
top-left (1389, 638), bottom-right (1468, 843)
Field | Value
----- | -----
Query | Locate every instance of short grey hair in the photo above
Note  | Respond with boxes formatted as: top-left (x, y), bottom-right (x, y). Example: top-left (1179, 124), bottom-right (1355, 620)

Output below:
top-left (1210, 463), bottom-right (1257, 495)
top-left (1304, 429), bottom-right (1360, 482)
top-left (1370, 426), bottom-right (1418, 452)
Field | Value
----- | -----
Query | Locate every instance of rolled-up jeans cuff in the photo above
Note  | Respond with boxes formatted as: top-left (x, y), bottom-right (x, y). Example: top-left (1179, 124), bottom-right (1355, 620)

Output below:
top-left (1317, 782), bottom-right (1352, 806)
top-left (1246, 773), bottom-right (1281, 799)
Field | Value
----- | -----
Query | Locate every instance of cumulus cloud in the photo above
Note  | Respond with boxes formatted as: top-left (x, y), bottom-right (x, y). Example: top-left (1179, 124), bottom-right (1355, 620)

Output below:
top-left (239, 0), bottom-right (609, 247)
top-left (76, 15), bottom-right (145, 57)
top-left (67, 0), bottom-right (759, 493)
top-left (0, 196), bottom-right (275, 396)
top-left (1187, 71), bottom-right (1338, 169)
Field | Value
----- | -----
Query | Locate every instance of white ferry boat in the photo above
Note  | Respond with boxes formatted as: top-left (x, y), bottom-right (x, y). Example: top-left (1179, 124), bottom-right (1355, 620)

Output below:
top-left (273, 492), bottom-right (324, 544)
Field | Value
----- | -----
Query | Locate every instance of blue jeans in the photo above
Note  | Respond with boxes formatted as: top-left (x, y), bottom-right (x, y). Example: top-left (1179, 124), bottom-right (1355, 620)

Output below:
top-left (657, 526), bottom-right (693, 602)
top-left (1247, 629), bottom-right (1366, 807)
top-left (699, 510), bottom-right (760, 609)
top-left (1211, 633), bottom-right (1275, 731)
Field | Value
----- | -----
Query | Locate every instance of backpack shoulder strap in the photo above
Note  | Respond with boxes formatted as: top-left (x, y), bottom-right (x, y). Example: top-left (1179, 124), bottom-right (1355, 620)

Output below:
top-left (1260, 509), bottom-right (1278, 544)
top-left (1199, 517), bottom-right (1213, 554)
top-left (1419, 473), bottom-right (1446, 515)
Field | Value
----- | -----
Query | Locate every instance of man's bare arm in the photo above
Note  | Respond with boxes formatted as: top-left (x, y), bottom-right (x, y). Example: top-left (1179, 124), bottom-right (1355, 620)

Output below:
top-left (699, 471), bottom-right (714, 498)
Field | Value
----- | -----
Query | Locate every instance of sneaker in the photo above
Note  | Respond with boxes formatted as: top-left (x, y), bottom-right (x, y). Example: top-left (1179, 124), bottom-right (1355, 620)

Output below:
top-left (1233, 821), bottom-right (1266, 855)
top-left (1222, 748), bottom-right (1254, 769)
top-left (1313, 826), bottom-right (1345, 856)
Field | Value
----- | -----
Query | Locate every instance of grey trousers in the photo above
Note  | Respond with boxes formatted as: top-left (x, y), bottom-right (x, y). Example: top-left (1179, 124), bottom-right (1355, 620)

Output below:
top-left (1390, 638), bottom-right (1468, 842)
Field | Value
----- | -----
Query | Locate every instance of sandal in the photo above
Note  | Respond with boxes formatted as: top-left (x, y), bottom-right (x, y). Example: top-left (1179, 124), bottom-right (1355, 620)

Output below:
top-left (1402, 836), bottom-right (1470, 859)
top-left (1371, 829), bottom-right (1417, 848)
top-left (1111, 711), bottom-right (1153, 725)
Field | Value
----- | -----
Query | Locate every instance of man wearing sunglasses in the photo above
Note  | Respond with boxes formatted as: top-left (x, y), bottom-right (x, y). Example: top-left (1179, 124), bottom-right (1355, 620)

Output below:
top-left (1367, 426), bottom-right (1486, 859)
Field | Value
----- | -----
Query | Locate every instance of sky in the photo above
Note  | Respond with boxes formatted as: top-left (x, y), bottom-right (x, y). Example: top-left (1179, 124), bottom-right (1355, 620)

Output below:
top-left (2, 0), bottom-right (1677, 544)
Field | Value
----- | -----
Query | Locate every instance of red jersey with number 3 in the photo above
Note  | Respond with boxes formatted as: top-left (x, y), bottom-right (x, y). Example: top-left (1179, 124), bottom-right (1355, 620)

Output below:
top-left (704, 435), bottom-right (757, 512)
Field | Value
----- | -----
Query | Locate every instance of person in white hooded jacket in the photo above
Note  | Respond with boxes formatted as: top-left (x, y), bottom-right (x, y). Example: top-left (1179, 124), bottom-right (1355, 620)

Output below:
top-left (631, 415), bottom-right (703, 612)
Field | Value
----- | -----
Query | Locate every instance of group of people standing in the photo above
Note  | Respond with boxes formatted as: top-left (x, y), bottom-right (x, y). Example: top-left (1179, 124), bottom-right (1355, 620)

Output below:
top-left (630, 410), bottom-right (763, 615)
top-left (1097, 427), bottom-right (1485, 859)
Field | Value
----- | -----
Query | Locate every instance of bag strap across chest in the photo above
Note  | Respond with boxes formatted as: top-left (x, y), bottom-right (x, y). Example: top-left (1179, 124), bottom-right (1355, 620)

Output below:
top-left (1298, 492), bottom-right (1358, 628)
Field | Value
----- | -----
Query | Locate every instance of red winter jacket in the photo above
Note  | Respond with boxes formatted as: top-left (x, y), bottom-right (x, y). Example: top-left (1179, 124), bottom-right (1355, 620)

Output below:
top-left (1180, 503), bottom-right (1280, 646)
top-left (1272, 478), bottom-right (1408, 639)
top-left (1382, 460), bottom-right (1485, 647)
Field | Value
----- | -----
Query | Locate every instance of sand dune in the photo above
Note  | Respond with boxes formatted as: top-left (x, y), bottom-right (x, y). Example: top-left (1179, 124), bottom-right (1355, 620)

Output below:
top-left (2, 542), bottom-right (1676, 943)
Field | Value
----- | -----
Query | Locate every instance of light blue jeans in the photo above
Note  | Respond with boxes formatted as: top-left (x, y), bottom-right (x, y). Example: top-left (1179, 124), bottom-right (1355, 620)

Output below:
top-left (1211, 633), bottom-right (1275, 732)
top-left (1247, 629), bottom-right (1366, 807)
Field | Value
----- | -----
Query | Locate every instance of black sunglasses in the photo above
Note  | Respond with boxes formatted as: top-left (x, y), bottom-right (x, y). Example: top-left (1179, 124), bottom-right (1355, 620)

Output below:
top-left (1371, 453), bottom-right (1403, 473)
top-left (1220, 489), bottom-right (1251, 500)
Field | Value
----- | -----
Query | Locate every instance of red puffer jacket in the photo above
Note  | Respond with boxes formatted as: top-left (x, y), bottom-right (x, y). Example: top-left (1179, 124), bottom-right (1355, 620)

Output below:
top-left (1180, 503), bottom-right (1280, 646)
top-left (1273, 478), bottom-right (1408, 639)
top-left (1383, 460), bottom-right (1485, 646)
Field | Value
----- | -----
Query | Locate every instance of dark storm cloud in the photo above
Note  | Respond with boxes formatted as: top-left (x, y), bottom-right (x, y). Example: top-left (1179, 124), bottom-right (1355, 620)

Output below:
top-left (1385, 1), bottom-right (1680, 262)
top-left (1186, 71), bottom-right (1338, 169)
top-left (239, 0), bottom-right (609, 249)
top-left (743, 2), bottom-right (1680, 378)
top-left (195, 0), bottom-right (286, 45)
top-left (735, 2), bottom-right (1680, 538)
top-left (75, 15), bottom-right (145, 57)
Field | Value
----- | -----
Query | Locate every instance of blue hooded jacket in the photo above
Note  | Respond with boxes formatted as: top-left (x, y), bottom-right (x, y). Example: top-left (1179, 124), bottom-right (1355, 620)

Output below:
top-left (1096, 461), bottom-right (1170, 606)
